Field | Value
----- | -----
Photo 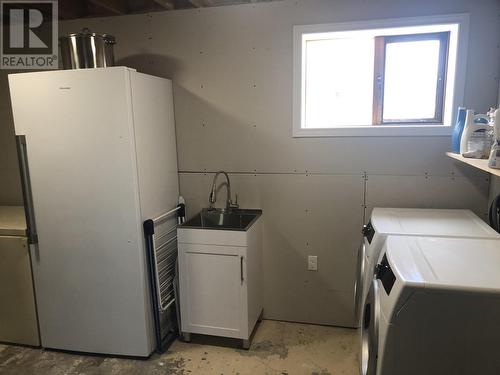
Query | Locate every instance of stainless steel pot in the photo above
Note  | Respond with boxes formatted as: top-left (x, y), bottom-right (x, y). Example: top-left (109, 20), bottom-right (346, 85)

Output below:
top-left (59, 28), bottom-right (116, 69)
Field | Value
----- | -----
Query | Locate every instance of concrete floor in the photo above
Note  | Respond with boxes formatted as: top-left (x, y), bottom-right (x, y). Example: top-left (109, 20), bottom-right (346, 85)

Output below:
top-left (0, 320), bottom-right (359, 375)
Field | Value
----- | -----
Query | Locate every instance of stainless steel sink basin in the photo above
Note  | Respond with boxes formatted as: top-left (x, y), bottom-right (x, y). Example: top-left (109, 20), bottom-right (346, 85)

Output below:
top-left (180, 208), bottom-right (262, 231)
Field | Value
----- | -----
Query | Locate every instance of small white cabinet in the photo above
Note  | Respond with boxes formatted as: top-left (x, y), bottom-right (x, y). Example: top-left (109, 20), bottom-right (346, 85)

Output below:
top-left (178, 214), bottom-right (262, 347)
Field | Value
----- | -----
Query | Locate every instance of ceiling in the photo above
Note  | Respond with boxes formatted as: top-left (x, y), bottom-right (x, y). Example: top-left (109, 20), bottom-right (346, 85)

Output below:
top-left (56, 0), bottom-right (275, 20)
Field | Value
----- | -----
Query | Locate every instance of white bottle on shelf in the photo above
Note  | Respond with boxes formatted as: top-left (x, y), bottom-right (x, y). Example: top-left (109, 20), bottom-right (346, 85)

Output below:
top-left (460, 109), bottom-right (490, 154)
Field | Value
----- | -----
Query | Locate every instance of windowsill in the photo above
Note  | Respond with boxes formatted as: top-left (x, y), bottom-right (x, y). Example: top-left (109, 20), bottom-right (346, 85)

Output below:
top-left (293, 124), bottom-right (453, 137)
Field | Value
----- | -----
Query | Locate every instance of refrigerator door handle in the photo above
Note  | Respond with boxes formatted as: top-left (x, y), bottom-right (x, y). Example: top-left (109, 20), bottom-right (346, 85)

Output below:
top-left (16, 135), bottom-right (38, 245)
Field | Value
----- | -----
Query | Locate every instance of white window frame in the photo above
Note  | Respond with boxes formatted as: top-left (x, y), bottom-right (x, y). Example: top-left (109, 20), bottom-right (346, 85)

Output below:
top-left (292, 14), bottom-right (469, 137)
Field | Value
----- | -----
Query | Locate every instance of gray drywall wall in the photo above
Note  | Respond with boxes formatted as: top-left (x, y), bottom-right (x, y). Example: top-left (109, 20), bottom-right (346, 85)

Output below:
top-left (0, 0), bottom-right (497, 326)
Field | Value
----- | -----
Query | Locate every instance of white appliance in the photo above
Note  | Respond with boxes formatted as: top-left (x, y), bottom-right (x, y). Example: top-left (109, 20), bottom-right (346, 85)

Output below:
top-left (0, 206), bottom-right (39, 346)
top-left (8, 67), bottom-right (179, 357)
top-left (354, 208), bottom-right (499, 325)
top-left (361, 235), bottom-right (500, 375)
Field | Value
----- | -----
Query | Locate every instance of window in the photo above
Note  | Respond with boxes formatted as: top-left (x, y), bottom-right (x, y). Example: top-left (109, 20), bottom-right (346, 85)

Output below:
top-left (373, 32), bottom-right (449, 124)
top-left (293, 15), bottom-right (469, 137)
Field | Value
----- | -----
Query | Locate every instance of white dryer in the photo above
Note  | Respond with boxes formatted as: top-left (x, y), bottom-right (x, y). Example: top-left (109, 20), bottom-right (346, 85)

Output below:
top-left (354, 208), bottom-right (499, 325)
top-left (361, 236), bottom-right (500, 375)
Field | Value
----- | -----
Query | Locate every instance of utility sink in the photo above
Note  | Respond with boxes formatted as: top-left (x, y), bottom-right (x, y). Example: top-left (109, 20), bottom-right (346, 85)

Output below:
top-left (180, 208), bottom-right (262, 231)
top-left (177, 207), bottom-right (263, 349)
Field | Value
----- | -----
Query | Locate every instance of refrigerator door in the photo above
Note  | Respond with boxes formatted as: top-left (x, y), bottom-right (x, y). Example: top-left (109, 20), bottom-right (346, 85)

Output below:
top-left (8, 67), bottom-right (153, 356)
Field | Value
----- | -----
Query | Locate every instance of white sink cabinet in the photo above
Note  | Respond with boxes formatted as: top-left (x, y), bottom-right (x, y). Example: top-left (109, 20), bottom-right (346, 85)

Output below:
top-left (177, 213), bottom-right (262, 348)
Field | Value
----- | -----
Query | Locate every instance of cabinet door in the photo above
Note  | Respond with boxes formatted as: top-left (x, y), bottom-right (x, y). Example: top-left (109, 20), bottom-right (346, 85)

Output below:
top-left (179, 244), bottom-right (246, 338)
top-left (0, 236), bottom-right (39, 346)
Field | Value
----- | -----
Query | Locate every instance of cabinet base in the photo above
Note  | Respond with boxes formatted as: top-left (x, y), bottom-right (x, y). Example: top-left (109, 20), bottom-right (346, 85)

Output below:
top-left (242, 339), bottom-right (250, 350)
top-left (182, 308), bottom-right (264, 349)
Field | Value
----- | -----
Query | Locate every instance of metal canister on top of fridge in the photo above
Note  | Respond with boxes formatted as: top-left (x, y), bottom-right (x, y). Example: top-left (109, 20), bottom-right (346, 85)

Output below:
top-left (59, 28), bottom-right (116, 69)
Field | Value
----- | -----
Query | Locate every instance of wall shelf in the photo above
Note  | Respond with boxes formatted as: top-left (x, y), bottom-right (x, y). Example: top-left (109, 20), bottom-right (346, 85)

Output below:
top-left (446, 152), bottom-right (500, 177)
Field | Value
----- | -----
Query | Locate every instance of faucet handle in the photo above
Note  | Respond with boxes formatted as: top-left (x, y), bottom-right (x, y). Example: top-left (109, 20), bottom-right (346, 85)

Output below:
top-left (231, 194), bottom-right (239, 209)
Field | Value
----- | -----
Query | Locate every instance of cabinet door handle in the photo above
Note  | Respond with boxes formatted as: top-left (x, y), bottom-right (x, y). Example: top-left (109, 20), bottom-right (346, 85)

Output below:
top-left (240, 256), bottom-right (244, 282)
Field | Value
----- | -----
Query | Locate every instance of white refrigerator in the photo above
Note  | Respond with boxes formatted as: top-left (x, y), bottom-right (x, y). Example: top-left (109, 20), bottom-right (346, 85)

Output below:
top-left (8, 67), bottom-right (179, 357)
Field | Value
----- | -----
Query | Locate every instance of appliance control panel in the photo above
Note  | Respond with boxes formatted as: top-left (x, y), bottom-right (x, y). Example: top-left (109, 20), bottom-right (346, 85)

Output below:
top-left (362, 221), bottom-right (375, 244)
top-left (375, 254), bottom-right (396, 295)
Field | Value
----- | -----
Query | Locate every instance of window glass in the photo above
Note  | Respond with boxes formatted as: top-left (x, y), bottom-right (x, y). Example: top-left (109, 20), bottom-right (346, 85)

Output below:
top-left (383, 39), bottom-right (441, 121)
top-left (304, 37), bottom-right (374, 128)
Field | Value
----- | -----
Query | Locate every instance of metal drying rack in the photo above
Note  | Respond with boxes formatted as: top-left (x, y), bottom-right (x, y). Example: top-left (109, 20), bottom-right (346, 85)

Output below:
top-left (144, 202), bottom-right (186, 353)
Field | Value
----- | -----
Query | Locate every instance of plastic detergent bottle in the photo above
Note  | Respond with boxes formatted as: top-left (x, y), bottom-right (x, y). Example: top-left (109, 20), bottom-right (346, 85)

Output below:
top-left (460, 110), bottom-right (490, 154)
top-left (451, 107), bottom-right (466, 153)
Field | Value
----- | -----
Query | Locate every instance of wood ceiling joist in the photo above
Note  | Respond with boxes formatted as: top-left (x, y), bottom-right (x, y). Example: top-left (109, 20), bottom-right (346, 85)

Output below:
top-left (188, 0), bottom-right (213, 7)
top-left (152, 0), bottom-right (175, 10)
top-left (87, 0), bottom-right (128, 14)
top-left (58, 0), bottom-right (87, 19)
top-left (54, 0), bottom-right (272, 19)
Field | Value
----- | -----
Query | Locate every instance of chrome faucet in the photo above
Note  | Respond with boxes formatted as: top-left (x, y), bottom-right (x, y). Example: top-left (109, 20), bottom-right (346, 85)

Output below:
top-left (209, 171), bottom-right (238, 210)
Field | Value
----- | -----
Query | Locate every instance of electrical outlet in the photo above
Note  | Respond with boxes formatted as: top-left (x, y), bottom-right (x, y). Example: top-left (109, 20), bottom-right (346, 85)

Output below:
top-left (308, 255), bottom-right (318, 271)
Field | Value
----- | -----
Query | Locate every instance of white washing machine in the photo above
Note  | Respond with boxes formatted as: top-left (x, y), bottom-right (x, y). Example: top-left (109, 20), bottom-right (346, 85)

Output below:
top-left (361, 235), bottom-right (500, 375)
top-left (354, 208), bottom-right (499, 325)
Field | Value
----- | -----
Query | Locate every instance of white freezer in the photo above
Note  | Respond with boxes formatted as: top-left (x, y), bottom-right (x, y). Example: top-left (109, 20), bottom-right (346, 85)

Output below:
top-left (8, 67), bottom-right (179, 356)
